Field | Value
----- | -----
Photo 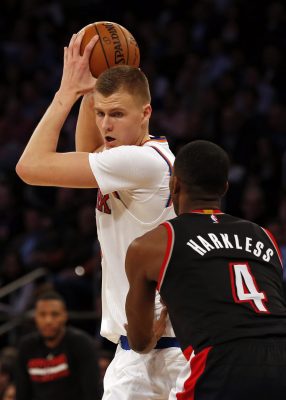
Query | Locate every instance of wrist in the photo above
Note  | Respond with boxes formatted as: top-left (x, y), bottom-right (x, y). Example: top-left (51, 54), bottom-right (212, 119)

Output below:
top-left (139, 335), bottom-right (158, 354)
top-left (55, 90), bottom-right (79, 109)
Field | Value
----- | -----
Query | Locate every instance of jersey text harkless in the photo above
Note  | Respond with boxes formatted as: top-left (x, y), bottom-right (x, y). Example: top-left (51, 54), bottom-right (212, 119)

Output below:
top-left (187, 232), bottom-right (274, 262)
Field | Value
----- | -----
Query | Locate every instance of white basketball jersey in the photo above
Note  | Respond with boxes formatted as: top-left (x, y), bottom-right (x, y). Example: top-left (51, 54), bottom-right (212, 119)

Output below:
top-left (89, 137), bottom-right (176, 343)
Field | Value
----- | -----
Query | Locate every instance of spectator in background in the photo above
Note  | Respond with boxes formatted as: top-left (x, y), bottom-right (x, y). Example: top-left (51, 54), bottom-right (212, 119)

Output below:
top-left (0, 382), bottom-right (16, 400)
top-left (16, 291), bottom-right (100, 400)
top-left (0, 361), bottom-right (15, 399)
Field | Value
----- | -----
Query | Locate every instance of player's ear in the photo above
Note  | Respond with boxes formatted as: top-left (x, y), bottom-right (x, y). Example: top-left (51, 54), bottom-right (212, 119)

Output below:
top-left (222, 181), bottom-right (229, 196)
top-left (170, 175), bottom-right (180, 195)
top-left (173, 176), bottom-right (181, 195)
top-left (142, 104), bottom-right (152, 122)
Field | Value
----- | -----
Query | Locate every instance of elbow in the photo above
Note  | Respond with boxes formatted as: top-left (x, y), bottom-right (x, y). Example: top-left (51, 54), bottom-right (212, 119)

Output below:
top-left (15, 160), bottom-right (37, 185)
top-left (15, 160), bottom-right (28, 183)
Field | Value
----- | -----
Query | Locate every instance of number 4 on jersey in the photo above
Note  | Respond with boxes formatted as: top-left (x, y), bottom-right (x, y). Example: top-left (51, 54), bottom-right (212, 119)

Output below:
top-left (229, 263), bottom-right (269, 313)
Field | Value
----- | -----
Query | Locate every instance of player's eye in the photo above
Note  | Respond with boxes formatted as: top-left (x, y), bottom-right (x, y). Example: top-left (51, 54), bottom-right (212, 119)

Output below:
top-left (51, 312), bottom-right (60, 317)
top-left (96, 111), bottom-right (104, 118)
top-left (111, 112), bottom-right (124, 118)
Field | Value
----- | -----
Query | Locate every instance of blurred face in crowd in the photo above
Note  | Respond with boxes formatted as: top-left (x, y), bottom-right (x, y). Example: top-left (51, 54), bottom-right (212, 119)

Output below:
top-left (35, 300), bottom-right (67, 342)
top-left (2, 383), bottom-right (16, 400)
top-left (0, 372), bottom-right (9, 392)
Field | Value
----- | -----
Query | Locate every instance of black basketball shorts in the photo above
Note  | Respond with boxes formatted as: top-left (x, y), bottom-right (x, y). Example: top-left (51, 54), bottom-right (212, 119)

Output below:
top-left (181, 337), bottom-right (286, 400)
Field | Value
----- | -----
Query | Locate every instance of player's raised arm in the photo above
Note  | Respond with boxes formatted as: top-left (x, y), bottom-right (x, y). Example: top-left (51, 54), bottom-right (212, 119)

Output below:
top-left (16, 31), bottom-right (99, 188)
top-left (125, 225), bottom-right (168, 353)
top-left (75, 92), bottom-right (104, 153)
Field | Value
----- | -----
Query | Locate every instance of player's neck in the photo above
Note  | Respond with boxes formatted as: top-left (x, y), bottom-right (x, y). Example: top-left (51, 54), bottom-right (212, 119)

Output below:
top-left (136, 132), bottom-right (150, 146)
top-left (180, 197), bottom-right (221, 214)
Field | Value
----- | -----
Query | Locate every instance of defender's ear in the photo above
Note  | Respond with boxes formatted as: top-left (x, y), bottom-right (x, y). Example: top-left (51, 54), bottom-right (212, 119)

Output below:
top-left (170, 175), bottom-right (180, 195)
top-left (223, 181), bottom-right (229, 196)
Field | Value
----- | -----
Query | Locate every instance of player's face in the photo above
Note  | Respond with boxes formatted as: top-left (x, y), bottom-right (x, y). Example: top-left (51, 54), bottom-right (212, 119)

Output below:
top-left (35, 300), bottom-right (67, 341)
top-left (94, 89), bottom-right (151, 149)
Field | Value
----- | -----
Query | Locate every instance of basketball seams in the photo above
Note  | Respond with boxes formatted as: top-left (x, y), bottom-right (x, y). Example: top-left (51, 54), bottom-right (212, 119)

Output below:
top-left (94, 24), bottom-right (110, 69)
top-left (122, 27), bottom-right (139, 66)
top-left (82, 21), bottom-right (140, 77)
top-left (117, 24), bottom-right (129, 64)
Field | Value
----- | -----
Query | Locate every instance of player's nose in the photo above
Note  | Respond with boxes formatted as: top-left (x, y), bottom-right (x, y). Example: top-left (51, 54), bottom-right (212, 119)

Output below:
top-left (102, 115), bottom-right (113, 131)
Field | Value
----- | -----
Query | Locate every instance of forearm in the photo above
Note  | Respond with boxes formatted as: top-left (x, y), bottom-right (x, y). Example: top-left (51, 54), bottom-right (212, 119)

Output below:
top-left (125, 292), bottom-right (157, 354)
top-left (16, 91), bottom-right (77, 180)
top-left (76, 93), bottom-right (104, 152)
top-left (129, 306), bottom-right (168, 353)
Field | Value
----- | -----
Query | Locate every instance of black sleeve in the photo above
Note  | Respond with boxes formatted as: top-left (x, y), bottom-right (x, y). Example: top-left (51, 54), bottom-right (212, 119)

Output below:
top-left (72, 332), bottom-right (101, 400)
top-left (16, 342), bottom-right (33, 400)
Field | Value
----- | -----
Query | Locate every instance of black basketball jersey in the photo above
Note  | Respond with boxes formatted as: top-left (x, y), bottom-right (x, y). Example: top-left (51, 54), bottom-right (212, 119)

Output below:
top-left (158, 210), bottom-right (286, 354)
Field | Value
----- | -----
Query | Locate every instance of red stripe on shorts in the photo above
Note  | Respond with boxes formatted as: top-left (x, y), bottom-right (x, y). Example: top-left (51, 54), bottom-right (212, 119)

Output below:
top-left (176, 346), bottom-right (212, 400)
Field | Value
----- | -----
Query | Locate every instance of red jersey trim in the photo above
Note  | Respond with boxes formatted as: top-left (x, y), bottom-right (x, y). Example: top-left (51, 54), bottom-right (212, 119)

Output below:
top-left (177, 346), bottom-right (212, 400)
top-left (157, 221), bottom-right (174, 291)
top-left (262, 228), bottom-right (283, 268)
top-left (191, 209), bottom-right (223, 214)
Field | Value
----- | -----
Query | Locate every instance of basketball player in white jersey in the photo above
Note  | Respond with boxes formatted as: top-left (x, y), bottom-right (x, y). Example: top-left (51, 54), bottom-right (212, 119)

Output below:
top-left (16, 31), bottom-right (187, 399)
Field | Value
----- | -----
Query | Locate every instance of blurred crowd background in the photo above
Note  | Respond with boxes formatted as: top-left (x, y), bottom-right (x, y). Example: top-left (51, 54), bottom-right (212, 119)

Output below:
top-left (0, 0), bottom-right (286, 397)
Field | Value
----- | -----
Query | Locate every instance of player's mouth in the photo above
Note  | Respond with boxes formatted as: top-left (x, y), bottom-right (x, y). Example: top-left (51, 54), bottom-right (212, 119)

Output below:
top-left (40, 327), bottom-right (57, 337)
top-left (105, 136), bottom-right (115, 142)
top-left (105, 136), bottom-right (117, 148)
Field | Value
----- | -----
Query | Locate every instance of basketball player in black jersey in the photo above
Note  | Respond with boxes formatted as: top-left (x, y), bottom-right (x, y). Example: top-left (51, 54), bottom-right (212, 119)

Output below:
top-left (125, 140), bottom-right (286, 400)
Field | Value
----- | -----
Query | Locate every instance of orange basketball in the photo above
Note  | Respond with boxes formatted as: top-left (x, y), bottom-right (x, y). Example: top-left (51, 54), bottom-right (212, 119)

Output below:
top-left (80, 21), bottom-right (140, 78)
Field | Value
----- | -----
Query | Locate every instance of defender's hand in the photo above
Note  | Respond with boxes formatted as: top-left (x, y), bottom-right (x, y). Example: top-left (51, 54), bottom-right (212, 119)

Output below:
top-left (153, 306), bottom-right (168, 341)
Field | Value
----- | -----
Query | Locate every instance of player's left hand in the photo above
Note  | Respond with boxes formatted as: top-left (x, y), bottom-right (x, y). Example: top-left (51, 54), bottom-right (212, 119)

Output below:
top-left (58, 31), bottom-right (98, 102)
